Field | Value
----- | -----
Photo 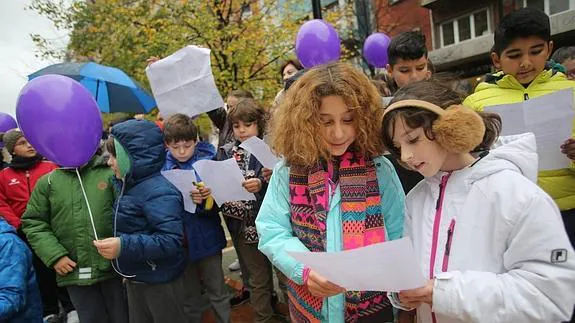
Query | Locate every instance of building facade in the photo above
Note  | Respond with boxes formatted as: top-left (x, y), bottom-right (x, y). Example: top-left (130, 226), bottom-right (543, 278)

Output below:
top-left (423, 0), bottom-right (575, 78)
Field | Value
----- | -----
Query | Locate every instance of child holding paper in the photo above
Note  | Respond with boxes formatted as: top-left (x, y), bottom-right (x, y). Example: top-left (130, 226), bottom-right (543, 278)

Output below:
top-left (214, 98), bottom-right (279, 323)
top-left (162, 113), bottom-right (230, 323)
top-left (463, 8), bottom-right (575, 250)
top-left (381, 80), bottom-right (575, 322)
top-left (256, 62), bottom-right (405, 322)
top-left (96, 119), bottom-right (187, 323)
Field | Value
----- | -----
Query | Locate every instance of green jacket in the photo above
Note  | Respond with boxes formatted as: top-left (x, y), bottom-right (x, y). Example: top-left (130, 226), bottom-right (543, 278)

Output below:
top-left (22, 156), bottom-right (116, 287)
top-left (464, 68), bottom-right (575, 210)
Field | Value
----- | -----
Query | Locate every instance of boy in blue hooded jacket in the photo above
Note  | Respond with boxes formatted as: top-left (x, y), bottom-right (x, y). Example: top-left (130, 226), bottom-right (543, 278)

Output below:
top-left (94, 119), bottom-right (187, 323)
top-left (0, 217), bottom-right (42, 323)
top-left (162, 114), bottom-right (230, 323)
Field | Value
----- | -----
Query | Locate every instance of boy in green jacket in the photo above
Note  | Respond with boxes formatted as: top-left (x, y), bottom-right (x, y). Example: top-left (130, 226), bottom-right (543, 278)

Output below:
top-left (463, 8), bottom-right (575, 250)
top-left (22, 155), bottom-right (128, 323)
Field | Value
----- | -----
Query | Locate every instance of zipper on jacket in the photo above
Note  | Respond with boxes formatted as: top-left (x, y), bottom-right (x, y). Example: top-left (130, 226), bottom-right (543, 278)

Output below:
top-left (25, 171), bottom-right (31, 196)
top-left (524, 93), bottom-right (529, 100)
top-left (147, 260), bottom-right (157, 271)
top-left (430, 174), bottom-right (450, 278)
top-left (430, 174), bottom-right (450, 323)
top-left (441, 219), bottom-right (456, 272)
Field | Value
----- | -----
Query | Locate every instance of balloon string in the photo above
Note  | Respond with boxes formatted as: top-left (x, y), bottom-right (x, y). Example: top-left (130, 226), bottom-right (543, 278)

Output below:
top-left (111, 180), bottom-right (135, 278)
top-left (76, 168), bottom-right (99, 241)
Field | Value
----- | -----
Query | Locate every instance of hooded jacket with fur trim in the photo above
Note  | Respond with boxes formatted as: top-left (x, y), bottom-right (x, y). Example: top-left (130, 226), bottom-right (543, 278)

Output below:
top-left (463, 66), bottom-right (575, 210)
top-left (397, 133), bottom-right (575, 323)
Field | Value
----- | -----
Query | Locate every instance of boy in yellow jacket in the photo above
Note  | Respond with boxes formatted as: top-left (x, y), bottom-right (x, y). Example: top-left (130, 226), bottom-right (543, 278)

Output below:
top-left (464, 8), bottom-right (575, 249)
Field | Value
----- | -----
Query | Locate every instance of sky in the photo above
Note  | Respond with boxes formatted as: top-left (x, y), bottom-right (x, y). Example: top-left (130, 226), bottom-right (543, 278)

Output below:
top-left (0, 0), bottom-right (69, 116)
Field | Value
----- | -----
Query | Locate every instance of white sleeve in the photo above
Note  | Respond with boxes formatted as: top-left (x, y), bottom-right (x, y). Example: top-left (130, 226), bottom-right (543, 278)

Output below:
top-left (432, 192), bottom-right (575, 322)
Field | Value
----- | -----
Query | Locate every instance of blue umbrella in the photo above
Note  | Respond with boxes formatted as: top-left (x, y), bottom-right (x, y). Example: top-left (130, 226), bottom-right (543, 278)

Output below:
top-left (28, 62), bottom-right (156, 113)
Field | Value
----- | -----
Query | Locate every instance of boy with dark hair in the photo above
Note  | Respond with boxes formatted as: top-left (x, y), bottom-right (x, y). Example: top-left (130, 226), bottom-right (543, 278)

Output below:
top-left (384, 32), bottom-right (430, 194)
top-left (552, 46), bottom-right (575, 80)
top-left (464, 7), bottom-right (575, 261)
top-left (386, 31), bottom-right (432, 90)
top-left (162, 114), bottom-right (230, 323)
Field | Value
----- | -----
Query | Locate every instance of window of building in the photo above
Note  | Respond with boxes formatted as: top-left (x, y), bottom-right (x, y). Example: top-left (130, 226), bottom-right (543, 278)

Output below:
top-left (523, 0), bottom-right (574, 15)
top-left (439, 9), bottom-right (490, 48)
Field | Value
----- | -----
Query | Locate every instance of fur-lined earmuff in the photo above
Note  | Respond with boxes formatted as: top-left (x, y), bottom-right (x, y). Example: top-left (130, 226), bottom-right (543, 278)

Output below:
top-left (383, 100), bottom-right (485, 153)
top-left (432, 105), bottom-right (485, 153)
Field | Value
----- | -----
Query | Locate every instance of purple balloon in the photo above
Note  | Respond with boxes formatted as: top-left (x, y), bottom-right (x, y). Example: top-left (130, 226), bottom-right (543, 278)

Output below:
top-left (0, 113), bottom-right (17, 149)
top-left (0, 113), bottom-right (17, 133)
top-left (16, 75), bottom-right (102, 167)
top-left (363, 33), bottom-right (392, 68)
top-left (296, 19), bottom-right (341, 68)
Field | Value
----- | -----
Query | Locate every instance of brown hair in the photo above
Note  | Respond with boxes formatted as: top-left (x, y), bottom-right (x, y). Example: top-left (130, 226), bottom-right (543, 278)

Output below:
top-left (228, 89), bottom-right (254, 100)
top-left (228, 98), bottom-right (268, 139)
top-left (381, 80), bottom-right (501, 159)
top-left (269, 62), bottom-right (385, 166)
top-left (279, 58), bottom-right (303, 77)
top-left (105, 136), bottom-right (116, 157)
top-left (163, 113), bottom-right (198, 144)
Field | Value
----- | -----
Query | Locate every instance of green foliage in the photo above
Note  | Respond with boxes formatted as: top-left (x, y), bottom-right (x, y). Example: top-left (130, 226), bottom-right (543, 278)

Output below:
top-left (30, 0), bottom-right (350, 109)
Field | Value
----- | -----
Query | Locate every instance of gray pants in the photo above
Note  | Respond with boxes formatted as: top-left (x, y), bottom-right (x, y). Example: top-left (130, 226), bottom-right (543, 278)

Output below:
top-left (66, 278), bottom-right (128, 323)
top-left (183, 253), bottom-right (231, 323)
top-left (231, 230), bottom-right (250, 290)
top-left (125, 273), bottom-right (187, 323)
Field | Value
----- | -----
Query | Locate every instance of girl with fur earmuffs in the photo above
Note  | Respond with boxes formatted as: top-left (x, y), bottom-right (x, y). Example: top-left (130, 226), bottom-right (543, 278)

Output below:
top-left (381, 80), bottom-right (575, 323)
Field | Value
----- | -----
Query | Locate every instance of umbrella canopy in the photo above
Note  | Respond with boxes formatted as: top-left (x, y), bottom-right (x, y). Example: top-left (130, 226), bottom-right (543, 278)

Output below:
top-left (28, 62), bottom-right (156, 113)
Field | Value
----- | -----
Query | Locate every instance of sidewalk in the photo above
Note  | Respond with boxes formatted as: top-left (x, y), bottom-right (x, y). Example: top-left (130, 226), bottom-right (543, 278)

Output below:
top-left (201, 234), bottom-right (289, 322)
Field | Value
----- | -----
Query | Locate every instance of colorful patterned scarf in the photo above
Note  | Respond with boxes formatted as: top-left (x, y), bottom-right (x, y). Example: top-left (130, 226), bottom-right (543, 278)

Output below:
top-left (288, 151), bottom-right (389, 322)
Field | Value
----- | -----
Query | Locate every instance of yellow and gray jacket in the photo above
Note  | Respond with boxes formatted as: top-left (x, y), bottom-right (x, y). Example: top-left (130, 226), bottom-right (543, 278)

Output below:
top-left (463, 65), bottom-right (575, 210)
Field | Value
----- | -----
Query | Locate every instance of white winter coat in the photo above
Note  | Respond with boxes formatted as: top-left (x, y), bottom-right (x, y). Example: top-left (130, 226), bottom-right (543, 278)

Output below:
top-left (400, 133), bottom-right (575, 323)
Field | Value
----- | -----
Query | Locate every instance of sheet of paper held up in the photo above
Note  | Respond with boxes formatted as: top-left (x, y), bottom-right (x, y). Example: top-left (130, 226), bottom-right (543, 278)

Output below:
top-left (161, 169), bottom-right (197, 214)
top-left (145, 45), bottom-right (224, 117)
top-left (484, 89), bottom-right (574, 171)
top-left (239, 137), bottom-right (279, 169)
top-left (192, 158), bottom-right (256, 205)
top-left (288, 238), bottom-right (426, 292)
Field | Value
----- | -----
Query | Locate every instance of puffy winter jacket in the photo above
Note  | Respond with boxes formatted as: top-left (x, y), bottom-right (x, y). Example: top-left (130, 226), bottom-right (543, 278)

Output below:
top-left (0, 161), bottom-right (57, 229)
top-left (111, 119), bottom-right (186, 284)
top-left (463, 66), bottom-right (575, 210)
top-left (396, 134), bottom-right (575, 323)
top-left (163, 141), bottom-right (227, 262)
top-left (22, 156), bottom-right (116, 287)
top-left (0, 218), bottom-right (42, 322)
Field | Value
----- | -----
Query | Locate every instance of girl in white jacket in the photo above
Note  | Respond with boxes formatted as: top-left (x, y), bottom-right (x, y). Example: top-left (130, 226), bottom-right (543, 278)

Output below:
top-left (380, 80), bottom-right (575, 323)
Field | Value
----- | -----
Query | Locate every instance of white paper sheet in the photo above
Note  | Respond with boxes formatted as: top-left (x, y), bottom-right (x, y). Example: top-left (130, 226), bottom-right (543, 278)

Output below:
top-left (145, 45), bottom-right (225, 117)
top-left (288, 238), bottom-right (426, 292)
top-left (239, 137), bottom-right (279, 169)
top-left (161, 169), bottom-right (197, 213)
top-left (192, 158), bottom-right (256, 205)
top-left (485, 89), bottom-right (574, 170)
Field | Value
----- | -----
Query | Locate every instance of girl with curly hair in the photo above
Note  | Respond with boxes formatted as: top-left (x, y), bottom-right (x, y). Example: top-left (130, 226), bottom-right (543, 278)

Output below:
top-left (256, 62), bottom-right (405, 322)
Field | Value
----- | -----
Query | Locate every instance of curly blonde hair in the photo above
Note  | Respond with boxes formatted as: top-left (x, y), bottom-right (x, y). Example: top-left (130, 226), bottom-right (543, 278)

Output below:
top-left (269, 62), bottom-right (385, 166)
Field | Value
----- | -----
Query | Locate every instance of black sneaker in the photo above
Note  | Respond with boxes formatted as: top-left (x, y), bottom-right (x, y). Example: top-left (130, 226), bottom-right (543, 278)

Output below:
top-left (230, 289), bottom-right (250, 307)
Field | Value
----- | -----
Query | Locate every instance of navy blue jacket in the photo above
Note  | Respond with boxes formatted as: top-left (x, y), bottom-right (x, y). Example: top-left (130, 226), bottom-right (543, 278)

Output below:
top-left (0, 218), bottom-right (42, 322)
top-left (111, 120), bottom-right (186, 284)
top-left (163, 141), bottom-right (227, 262)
